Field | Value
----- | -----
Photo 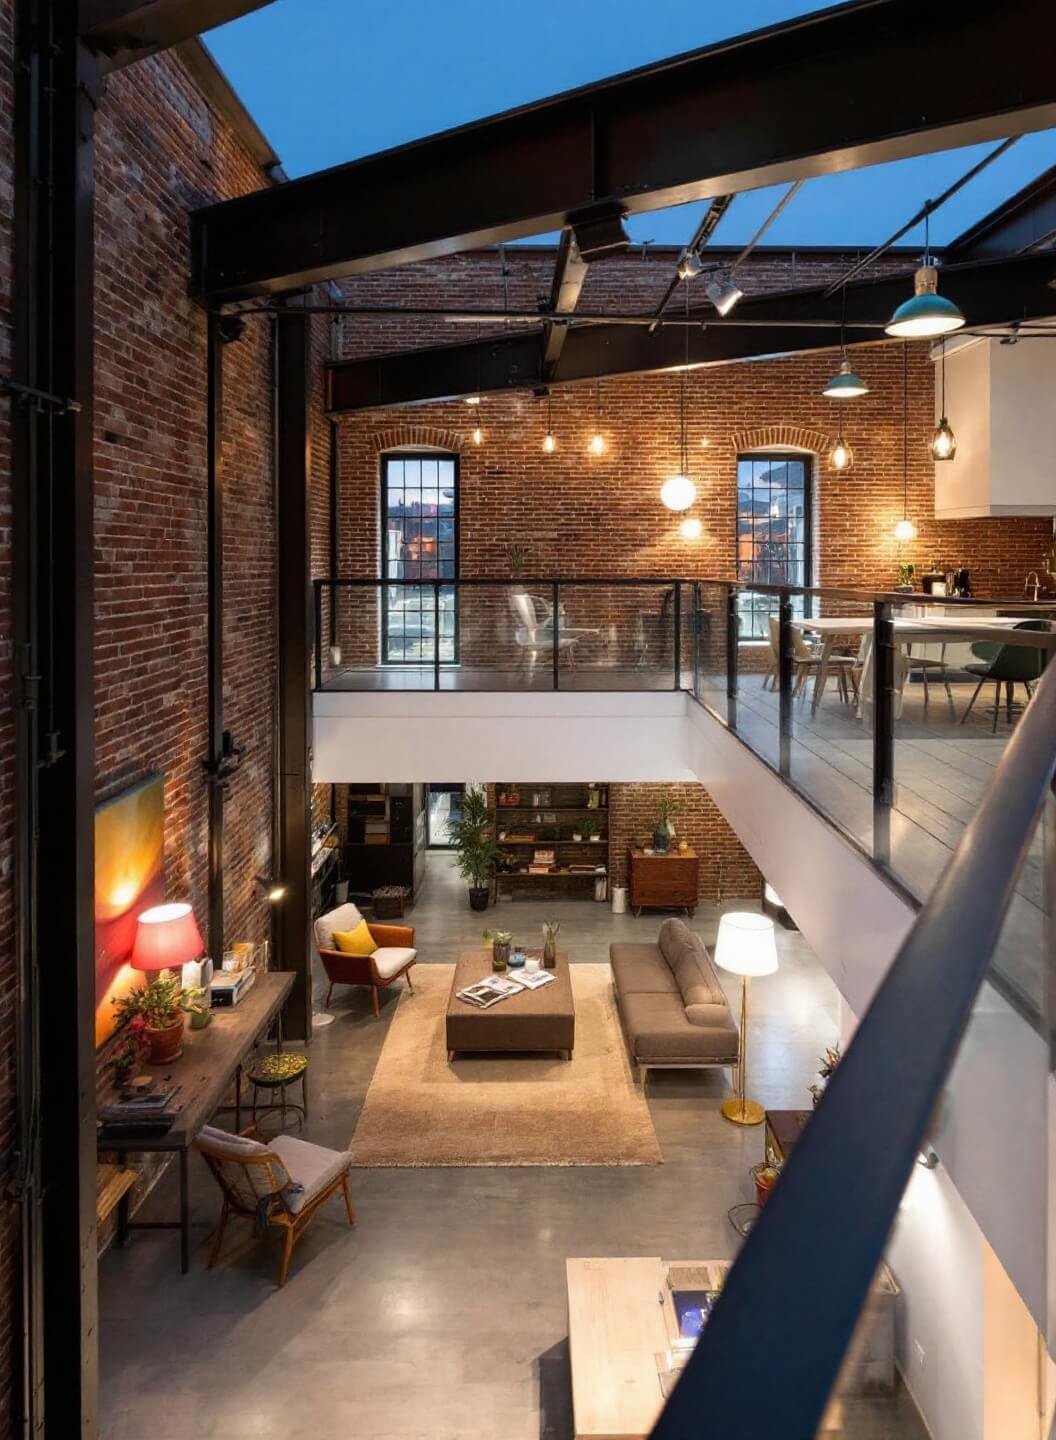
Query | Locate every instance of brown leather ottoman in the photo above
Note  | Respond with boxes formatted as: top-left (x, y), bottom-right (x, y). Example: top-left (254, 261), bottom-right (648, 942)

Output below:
top-left (446, 950), bottom-right (575, 1059)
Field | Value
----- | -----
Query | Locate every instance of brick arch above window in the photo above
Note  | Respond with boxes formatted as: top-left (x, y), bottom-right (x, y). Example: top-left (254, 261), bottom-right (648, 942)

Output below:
top-left (730, 424), bottom-right (831, 456)
top-left (374, 425), bottom-right (466, 455)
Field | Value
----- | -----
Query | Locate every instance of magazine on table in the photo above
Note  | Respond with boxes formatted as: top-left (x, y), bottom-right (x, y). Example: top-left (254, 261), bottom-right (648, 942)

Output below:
top-left (457, 976), bottom-right (524, 1008)
top-left (514, 969), bottom-right (556, 990)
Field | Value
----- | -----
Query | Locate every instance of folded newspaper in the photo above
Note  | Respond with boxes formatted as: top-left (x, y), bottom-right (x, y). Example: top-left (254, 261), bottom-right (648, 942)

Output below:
top-left (456, 971), bottom-right (556, 1007)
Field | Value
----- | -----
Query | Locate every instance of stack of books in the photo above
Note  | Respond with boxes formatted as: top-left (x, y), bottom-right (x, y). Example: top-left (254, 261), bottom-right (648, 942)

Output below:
top-left (529, 848), bottom-right (555, 874)
top-left (100, 1085), bottom-right (180, 1138)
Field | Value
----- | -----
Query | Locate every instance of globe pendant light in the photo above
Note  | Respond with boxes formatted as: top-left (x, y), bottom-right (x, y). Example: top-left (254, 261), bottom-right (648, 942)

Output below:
top-left (930, 339), bottom-right (956, 461)
top-left (823, 290), bottom-right (869, 399)
top-left (680, 516), bottom-right (703, 540)
top-left (587, 377), bottom-right (605, 456)
top-left (894, 342), bottom-right (917, 542)
top-left (885, 216), bottom-right (964, 339)
top-left (542, 393), bottom-right (557, 454)
top-left (829, 433), bottom-right (853, 471)
top-left (661, 297), bottom-right (697, 512)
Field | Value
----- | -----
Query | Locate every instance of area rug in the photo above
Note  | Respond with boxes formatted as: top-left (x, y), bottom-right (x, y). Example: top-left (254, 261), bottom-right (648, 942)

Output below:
top-left (348, 963), bottom-right (662, 1167)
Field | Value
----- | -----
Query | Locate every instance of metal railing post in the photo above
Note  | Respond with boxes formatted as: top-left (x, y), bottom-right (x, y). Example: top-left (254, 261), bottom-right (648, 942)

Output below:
top-left (433, 581), bottom-right (441, 692)
top-left (873, 599), bottom-right (895, 867)
top-left (314, 580), bottom-right (323, 690)
top-left (552, 581), bottom-right (560, 690)
top-left (778, 592), bottom-right (793, 776)
top-left (693, 582), bottom-right (702, 701)
top-left (726, 585), bottom-right (739, 731)
top-left (673, 582), bottom-right (682, 691)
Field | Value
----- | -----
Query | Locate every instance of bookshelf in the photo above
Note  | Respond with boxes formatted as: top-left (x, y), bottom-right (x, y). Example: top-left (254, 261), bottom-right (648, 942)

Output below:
top-left (492, 782), bottom-right (609, 900)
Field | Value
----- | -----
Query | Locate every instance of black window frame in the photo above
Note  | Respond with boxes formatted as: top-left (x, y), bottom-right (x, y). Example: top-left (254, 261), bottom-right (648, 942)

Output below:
top-left (379, 451), bottom-right (460, 665)
top-left (735, 451), bottom-right (814, 641)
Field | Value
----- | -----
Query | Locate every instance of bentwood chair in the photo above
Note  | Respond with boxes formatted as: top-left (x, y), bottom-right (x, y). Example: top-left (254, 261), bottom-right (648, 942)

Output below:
top-left (960, 620), bottom-right (1049, 732)
top-left (195, 1125), bottom-right (355, 1287)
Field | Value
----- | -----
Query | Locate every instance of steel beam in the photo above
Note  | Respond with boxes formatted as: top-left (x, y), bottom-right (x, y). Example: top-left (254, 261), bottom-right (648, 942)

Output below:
top-left (206, 315), bottom-right (225, 966)
top-left (274, 307), bottom-right (313, 1042)
top-left (80, 0), bottom-right (274, 70)
top-left (191, 0), bottom-right (1056, 302)
top-left (542, 228), bottom-right (589, 376)
top-left (326, 251), bottom-right (1056, 411)
top-left (948, 163), bottom-right (1056, 259)
top-left (12, 3), bottom-right (99, 1433)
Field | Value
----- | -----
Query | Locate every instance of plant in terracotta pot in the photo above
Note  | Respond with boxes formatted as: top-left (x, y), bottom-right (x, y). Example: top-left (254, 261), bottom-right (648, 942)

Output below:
top-left (751, 1162), bottom-right (780, 1207)
top-left (112, 972), bottom-right (193, 1064)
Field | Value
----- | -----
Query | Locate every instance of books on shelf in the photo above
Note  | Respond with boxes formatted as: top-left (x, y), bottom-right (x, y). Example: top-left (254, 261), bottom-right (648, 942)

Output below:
top-left (532, 849), bottom-right (555, 865)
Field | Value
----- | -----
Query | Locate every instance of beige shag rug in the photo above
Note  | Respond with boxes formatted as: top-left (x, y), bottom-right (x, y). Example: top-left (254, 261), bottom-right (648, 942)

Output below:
top-left (349, 963), bottom-right (662, 1167)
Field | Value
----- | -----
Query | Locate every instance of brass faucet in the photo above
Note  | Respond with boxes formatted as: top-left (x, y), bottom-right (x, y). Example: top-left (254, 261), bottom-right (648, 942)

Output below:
top-left (1025, 570), bottom-right (1041, 602)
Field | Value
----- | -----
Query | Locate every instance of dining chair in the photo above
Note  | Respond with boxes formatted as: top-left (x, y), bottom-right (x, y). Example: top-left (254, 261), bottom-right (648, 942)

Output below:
top-left (508, 591), bottom-right (597, 676)
top-left (960, 620), bottom-right (1049, 732)
top-left (771, 618), bottom-right (857, 704)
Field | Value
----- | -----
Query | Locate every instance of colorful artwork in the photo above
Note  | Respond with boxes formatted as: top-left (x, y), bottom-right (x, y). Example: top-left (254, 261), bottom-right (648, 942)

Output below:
top-left (94, 773), bottom-right (165, 1047)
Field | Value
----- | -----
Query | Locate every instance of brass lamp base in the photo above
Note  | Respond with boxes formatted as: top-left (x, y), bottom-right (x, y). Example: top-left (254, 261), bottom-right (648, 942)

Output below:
top-left (721, 1097), bottom-right (765, 1127)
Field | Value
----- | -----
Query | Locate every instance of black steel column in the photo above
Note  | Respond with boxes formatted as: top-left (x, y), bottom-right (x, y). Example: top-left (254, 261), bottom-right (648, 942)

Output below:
top-left (725, 586), bottom-right (739, 730)
top-left (778, 592), bottom-right (793, 777)
top-left (206, 314), bottom-right (225, 965)
top-left (12, 3), bottom-right (99, 1433)
top-left (673, 583), bottom-right (682, 691)
top-left (274, 307), bottom-right (313, 1040)
top-left (873, 600), bottom-right (895, 868)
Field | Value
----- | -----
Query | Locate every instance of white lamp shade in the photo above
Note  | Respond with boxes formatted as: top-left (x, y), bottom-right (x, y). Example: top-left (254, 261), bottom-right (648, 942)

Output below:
top-left (713, 912), bottom-right (778, 977)
top-left (661, 474), bottom-right (696, 512)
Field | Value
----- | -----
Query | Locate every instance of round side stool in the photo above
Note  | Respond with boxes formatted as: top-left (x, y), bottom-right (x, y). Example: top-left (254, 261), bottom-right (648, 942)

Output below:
top-left (247, 1052), bottom-right (309, 1133)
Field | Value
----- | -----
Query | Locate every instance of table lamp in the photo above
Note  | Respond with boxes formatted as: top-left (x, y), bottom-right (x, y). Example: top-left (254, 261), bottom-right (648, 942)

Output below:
top-left (131, 902), bottom-right (203, 975)
top-left (714, 912), bottom-right (778, 1126)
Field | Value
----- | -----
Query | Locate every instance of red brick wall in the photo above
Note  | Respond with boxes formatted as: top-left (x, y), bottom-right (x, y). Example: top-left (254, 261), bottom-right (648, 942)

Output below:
top-left (609, 783), bottom-right (762, 902)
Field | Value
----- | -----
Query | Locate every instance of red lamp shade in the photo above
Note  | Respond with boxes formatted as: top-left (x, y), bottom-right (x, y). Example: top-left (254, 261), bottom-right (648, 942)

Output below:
top-left (131, 902), bottom-right (203, 972)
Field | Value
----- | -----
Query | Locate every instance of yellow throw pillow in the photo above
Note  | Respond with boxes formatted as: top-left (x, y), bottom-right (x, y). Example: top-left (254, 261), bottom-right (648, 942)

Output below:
top-left (332, 920), bottom-right (377, 956)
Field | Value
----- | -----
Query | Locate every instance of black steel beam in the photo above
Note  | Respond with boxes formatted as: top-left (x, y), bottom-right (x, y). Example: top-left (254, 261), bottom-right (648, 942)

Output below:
top-left (326, 252), bottom-right (1056, 411)
top-left (274, 307), bottom-right (313, 1042)
top-left (948, 163), bottom-right (1056, 259)
top-left (542, 229), bottom-right (589, 376)
top-left (80, 0), bottom-right (274, 71)
top-left (12, 3), bottom-right (100, 1433)
top-left (191, 0), bottom-right (1056, 302)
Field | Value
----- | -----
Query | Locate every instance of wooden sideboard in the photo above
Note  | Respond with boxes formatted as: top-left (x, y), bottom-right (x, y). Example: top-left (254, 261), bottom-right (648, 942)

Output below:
top-left (627, 848), bottom-right (699, 917)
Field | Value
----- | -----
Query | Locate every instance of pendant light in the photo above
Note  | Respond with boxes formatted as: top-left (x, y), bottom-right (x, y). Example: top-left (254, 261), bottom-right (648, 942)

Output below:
top-left (823, 288), bottom-right (869, 399)
top-left (471, 421), bottom-right (484, 446)
top-left (587, 378), bottom-right (605, 456)
top-left (894, 342), bottom-right (918, 542)
top-left (661, 291), bottom-right (697, 512)
top-left (828, 434), bottom-right (853, 471)
top-left (930, 339), bottom-right (957, 461)
top-left (885, 214), bottom-right (965, 339)
top-left (680, 516), bottom-right (703, 540)
top-left (542, 393), bottom-right (557, 454)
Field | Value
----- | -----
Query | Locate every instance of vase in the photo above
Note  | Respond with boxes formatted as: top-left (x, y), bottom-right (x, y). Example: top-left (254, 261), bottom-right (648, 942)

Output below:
top-left (144, 1017), bottom-right (185, 1064)
top-left (543, 938), bottom-right (557, 968)
top-left (653, 829), bottom-right (669, 853)
top-left (492, 939), bottom-right (510, 971)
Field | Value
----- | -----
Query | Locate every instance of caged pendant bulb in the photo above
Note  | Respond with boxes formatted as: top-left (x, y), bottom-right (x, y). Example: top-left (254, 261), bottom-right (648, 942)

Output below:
top-left (894, 517), bottom-right (917, 543)
top-left (471, 425), bottom-right (484, 446)
top-left (542, 430), bottom-right (557, 454)
top-left (828, 434), bottom-right (853, 471)
top-left (931, 418), bottom-right (956, 461)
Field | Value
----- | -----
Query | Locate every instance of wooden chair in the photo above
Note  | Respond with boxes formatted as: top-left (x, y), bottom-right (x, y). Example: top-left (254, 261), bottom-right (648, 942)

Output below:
top-left (508, 590), bottom-right (597, 676)
top-left (765, 617), bottom-right (857, 703)
top-left (313, 902), bottom-right (416, 1017)
top-left (195, 1125), bottom-right (355, 1287)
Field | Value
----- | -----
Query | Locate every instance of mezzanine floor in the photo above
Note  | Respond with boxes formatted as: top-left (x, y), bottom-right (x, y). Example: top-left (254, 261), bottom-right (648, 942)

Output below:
top-left (98, 855), bottom-right (927, 1440)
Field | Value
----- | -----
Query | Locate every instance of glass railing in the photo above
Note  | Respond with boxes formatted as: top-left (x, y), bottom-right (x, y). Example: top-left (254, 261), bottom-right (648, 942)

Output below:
top-left (652, 659), bottom-right (1056, 1439)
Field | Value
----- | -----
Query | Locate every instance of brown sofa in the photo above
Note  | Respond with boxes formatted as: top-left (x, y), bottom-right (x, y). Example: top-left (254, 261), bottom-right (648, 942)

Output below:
top-left (610, 918), bottom-right (739, 1084)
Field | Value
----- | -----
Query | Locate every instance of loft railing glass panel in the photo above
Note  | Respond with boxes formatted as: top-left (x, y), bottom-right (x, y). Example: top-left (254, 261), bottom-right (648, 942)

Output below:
top-left (555, 583), bottom-right (675, 688)
top-left (453, 583), bottom-right (551, 690)
top-left (694, 582), bottom-right (734, 726)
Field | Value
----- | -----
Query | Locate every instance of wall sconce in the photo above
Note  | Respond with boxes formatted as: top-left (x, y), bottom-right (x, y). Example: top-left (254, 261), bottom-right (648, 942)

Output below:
top-left (256, 876), bottom-right (287, 904)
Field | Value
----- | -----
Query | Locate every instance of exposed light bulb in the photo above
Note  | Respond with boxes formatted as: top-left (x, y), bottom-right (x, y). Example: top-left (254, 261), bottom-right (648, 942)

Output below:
top-left (700, 436), bottom-right (710, 449)
top-left (542, 430), bottom-right (557, 454)
top-left (828, 435), bottom-right (853, 471)
top-left (660, 474), bottom-right (696, 512)
top-left (679, 516), bottom-right (703, 540)
top-left (465, 395), bottom-right (481, 406)
top-left (471, 425), bottom-right (484, 446)
top-left (588, 431), bottom-right (605, 456)
top-left (893, 517), bottom-right (917, 543)
top-left (930, 417), bottom-right (956, 461)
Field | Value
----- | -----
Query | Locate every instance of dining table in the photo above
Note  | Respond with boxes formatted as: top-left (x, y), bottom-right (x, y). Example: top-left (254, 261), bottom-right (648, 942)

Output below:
top-left (789, 613), bottom-right (1056, 718)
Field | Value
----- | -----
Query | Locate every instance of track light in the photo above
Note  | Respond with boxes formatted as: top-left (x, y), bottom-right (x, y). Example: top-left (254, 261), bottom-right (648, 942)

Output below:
top-left (823, 354), bottom-right (869, 400)
top-left (661, 475), bottom-right (696, 512)
top-left (828, 434), bottom-right (853, 471)
top-left (706, 275), bottom-right (743, 317)
top-left (677, 250), bottom-right (703, 281)
top-left (885, 265), bottom-right (965, 339)
top-left (680, 516), bottom-right (703, 540)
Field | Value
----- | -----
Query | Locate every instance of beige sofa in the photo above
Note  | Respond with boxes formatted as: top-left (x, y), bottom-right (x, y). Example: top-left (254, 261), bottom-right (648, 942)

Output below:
top-left (610, 918), bottom-right (740, 1084)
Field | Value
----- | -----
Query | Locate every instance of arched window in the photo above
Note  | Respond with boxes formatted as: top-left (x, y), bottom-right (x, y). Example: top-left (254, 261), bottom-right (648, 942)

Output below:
top-left (735, 451), bottom-right (813, 640)
top-left (380, 451), bottom-right (459, 663)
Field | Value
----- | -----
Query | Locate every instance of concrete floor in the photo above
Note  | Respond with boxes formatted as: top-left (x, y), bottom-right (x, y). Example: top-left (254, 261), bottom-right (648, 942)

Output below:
top-left (98, 856), bottom-right (924, 1439)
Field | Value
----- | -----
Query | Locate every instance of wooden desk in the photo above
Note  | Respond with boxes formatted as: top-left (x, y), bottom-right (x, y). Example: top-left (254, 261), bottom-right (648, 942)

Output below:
top-left (98, 970), bottom-right (295, 1273)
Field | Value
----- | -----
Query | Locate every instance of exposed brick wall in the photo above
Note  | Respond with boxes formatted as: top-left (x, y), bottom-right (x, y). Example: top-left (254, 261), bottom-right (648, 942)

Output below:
top-left (609, 783), bottom-right (762, 902)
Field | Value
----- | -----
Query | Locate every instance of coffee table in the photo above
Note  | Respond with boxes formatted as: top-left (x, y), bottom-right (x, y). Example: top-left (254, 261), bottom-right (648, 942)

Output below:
top-left (445, 950), bottom-right (575, 1060)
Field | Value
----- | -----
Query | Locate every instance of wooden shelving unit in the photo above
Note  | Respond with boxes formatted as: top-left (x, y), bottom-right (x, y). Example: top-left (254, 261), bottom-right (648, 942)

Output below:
top-left (492, 782), bottom-right (609, 900)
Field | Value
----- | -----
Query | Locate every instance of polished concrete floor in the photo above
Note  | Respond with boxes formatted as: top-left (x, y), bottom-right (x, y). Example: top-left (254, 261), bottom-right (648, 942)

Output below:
top-left (98, 857), bottom-right (925, 1439)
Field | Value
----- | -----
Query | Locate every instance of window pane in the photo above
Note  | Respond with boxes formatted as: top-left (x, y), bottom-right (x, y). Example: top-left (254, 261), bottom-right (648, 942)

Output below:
top-left (382, 455), bottom-right (460, 663)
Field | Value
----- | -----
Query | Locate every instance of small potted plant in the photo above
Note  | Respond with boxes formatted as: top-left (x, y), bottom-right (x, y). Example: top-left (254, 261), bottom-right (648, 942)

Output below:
top-left (582, 817), bottom-right (602, 843)
top-left (112, 972), bottom-right (195, 1065)
top-left (896, 561), bottom-right (915, 593)
top-left (183, 984), bottom-right (211, 1030)
top-left (572, 825), bottom-right (583, 842)
top-left (492, 930), bottom-right (513, 971)
top-left (809, 1044), bottom-right (841, 1106)
top-left (652, 793), bottom-right (682, 853)
top-left (751, 1162), bottom-right (780, 1206)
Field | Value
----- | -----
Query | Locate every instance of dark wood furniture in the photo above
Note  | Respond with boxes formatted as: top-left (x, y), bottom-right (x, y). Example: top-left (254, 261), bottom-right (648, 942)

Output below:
top-left (765, 1108), bottom-right (812, 1165)
top-left (97, 970), bottom-right (295, 1273)
top-left (493, 782), bottom-right (609, 900)
top-left (626, 848), bottom-right (700, 917)
top-left (343, 782), bottom-right (427, 902)
top-left (445, 950), bottom-right (575, 1060)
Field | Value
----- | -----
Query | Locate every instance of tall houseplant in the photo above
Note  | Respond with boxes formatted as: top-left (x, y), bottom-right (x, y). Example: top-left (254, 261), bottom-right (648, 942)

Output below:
top-left (450, 785), bottom-right (499, 911)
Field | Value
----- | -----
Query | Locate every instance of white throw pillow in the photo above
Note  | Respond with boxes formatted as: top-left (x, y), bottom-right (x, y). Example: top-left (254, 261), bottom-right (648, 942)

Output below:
top-left (314, 902), bottom-right (363, 951)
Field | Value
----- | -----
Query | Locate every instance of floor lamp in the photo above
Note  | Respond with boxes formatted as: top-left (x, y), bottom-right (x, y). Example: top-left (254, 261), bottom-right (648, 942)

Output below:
top-left (714, 912), bottom-right (779, 1126)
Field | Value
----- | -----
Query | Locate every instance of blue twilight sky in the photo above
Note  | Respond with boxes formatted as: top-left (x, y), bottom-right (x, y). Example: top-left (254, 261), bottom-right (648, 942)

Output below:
top-left (207, 0), bottom-right (1056, 249)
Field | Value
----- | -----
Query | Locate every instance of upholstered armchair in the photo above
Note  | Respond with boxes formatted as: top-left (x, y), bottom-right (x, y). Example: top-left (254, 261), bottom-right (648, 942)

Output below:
top-left (313, 902), bottom-right (416, 1017)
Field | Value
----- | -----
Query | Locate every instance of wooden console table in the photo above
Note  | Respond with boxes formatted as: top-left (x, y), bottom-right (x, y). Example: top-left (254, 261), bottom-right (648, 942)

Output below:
top-left (627, 848), bottom-right (699, 917)
top-left (97, 970), bottom-right (295, 1273)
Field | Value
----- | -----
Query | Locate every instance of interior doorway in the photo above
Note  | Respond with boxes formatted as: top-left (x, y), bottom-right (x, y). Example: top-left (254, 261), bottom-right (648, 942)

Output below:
top-left (427, 783), bottom-right (464, 848)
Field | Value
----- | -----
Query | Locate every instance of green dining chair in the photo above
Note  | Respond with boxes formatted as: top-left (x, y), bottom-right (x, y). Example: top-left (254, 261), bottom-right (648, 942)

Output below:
top-left (960, 620), bottom-right (1049, 732)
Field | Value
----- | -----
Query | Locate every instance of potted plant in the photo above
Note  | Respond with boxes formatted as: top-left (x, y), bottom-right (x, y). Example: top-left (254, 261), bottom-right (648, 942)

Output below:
top-left (112, 972), bottom-right (202, 1065)
top-left (582, 816), bottom-right (602, 843)
top-left (809, 1044), bottom-right (841, 1106)
top-left (751, 1162), bottom-right (780, 1206)
top-left (450, 784), bottom-right (499, 912)
top-left (896, 561), bottom-right (915, 593)
top-left (652, 792), bottom-right (682, 853)
top-left (111, 1021), bottom-right (147, 1088)
top-left (506, 543), bottom-right (530, 580)
top-left (492, 929), bottom-right (512, 970)
top-left (572, 826), bottom-right (583, 842)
